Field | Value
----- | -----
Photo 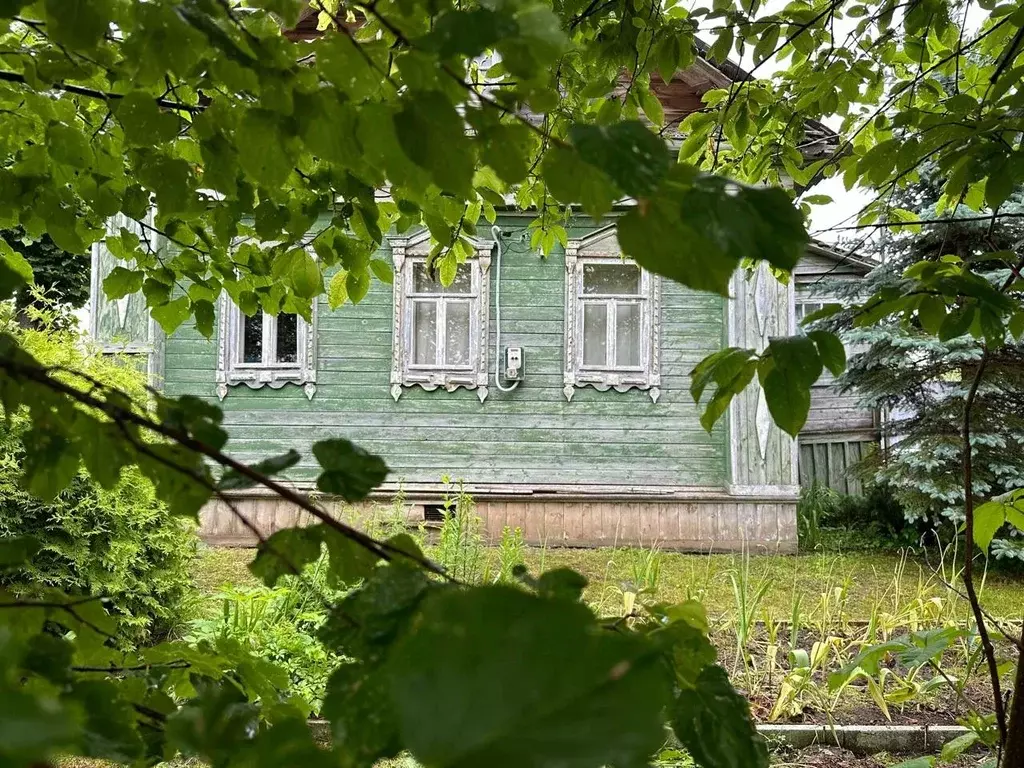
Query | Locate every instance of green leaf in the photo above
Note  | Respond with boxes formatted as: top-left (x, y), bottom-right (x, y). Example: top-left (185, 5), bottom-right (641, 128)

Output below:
top-left (102, 267), bottom-right (144, 300)
top-left (671, 665), bottom-right (768, 768)
top-left (394, 92), bottom-right (475, 197)
top-left (759, 336), bottom-right (822, 437)
top-left (46, 122), bottom-right (93, 168)
top-left (618, 171), bottom-right (807, 296)
top-left (249, 525), bottom-right (324, 587)
top-left (761, 359), bottom-right (812, 436)
top-left (289, 249), bottom-right (322, 299)
top-left (570, 121), bottom-right (670, 198)
top-left (194, 298), bottom-right (215, 338)
top-left (165, 680), bottom-right (259, 757)
top-left (0, 688), bottom-right (80, 763)
top-left (985, 162), bottom-right (1015, 210)
top-left (800, 303), bottom-right (843, 324)
top-left (536, 567), bottom-right (588, 602)
top-left (250, 0), bottom-right (305, 26)
top-left (327, 269), bottom-right (349, 309)
top-left (917, 295), bottom-right (947, 334)
top-left (322, 664), bottom-right (401, 766)
top-left (320, 563), bottom-right (432, 663)
top-left (973, 496), bottom-right (1024, 552)
top-left (689, 348), bottom-right (757, 433)
top-left (116, 91), bottom-right (179, 145)
top-left (66, 679), bottom-right (145, 762)
top-left (807, 330), bottom-right (846, 377)
top-left (828, 641), bottom-right (905, 690)
top-left (420, 8), bottom-right (517, 59)
top-left (889, 758), bottom-right (935, 768)
top-left (369, 258), bottom-right (394, 285)
top-left (541, 145), bottom-right (617, 219)
top-left (640, 89), bottom-right (665, 127)
top-left (0, 239), bottom-right (34, 293)
top-left (43, 0), bottom-right (110, 50)
top-left (312, 438), bottom-right (388, 501)
top-left (939, 304), bottom-right (975, 340)
top-left (237, 110), bottom-right (294, 188)
top-left (656, 34), bottom-right (681, 83)
top-left (347, 270), bottom-right (371, 304)
top-left (0, 536), bottom-right (40, 571)
top-left (388, 586), bottom-right (669, 768)
top-left (218, 449), bottom-right (301, 491)
top-left (151, 296), bottom-right (192, 334)
top-left (939, 731), bottom-right (979, 763)
top-left (22, 426), bottom-right (79, 502)
top-left (0, 1), bottom-right (28, 19)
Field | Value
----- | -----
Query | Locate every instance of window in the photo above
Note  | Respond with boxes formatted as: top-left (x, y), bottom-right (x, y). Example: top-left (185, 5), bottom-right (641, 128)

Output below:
top-left (90, 212), bottom-right (163, 376)
top-left (795, 300), bottom-right (827, 324)
top-left (390, 230), bottom-right (491, 401)
top-left (216, 297), bottom-right (317, 400)
top-left (564, 229), bottom-right (661, 402)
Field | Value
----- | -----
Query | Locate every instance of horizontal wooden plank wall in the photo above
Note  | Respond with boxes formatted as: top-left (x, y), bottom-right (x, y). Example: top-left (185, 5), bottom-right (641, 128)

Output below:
top-left (199, 495), bottom-right (798, 553)
top-left (162, 213), bottom-right (729, 489)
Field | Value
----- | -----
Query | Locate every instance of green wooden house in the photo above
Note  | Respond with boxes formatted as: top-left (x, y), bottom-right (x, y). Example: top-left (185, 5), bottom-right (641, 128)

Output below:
top-left (88, 53), bottom-right (877, 552)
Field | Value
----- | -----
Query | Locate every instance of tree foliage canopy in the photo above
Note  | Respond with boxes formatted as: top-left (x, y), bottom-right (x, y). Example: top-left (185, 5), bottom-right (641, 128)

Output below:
top-left (0, 0), bottom-right (1023, 765)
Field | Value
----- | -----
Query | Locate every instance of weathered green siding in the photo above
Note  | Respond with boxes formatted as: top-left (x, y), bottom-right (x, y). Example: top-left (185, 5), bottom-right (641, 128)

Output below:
top-left (161, 214), bottom-right (728, 489)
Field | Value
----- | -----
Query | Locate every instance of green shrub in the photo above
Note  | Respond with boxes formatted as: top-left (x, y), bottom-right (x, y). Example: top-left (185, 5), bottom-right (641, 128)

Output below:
top-left (0, 453), bottom-right (197, 643)
top-left (0, 301), bottom-right (198, 644)
top-left (187, 555), bottom-right (345, 715)
top-left (797, 482), bottom-right (914, 551)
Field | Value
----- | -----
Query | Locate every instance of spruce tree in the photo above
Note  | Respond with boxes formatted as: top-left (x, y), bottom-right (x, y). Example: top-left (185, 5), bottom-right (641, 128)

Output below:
top-left (826, 164), bottom-right (1024, 559)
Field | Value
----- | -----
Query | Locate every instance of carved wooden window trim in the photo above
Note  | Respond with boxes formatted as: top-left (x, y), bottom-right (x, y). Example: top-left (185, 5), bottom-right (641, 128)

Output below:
top-left (563, 228), bottom-right (661, 403)
top-left (89, 211), bottom-right (165, 364)
top-left (216, 294), bottom-right (318, 401)
top-left (390, 230), bottom-right (492, 402)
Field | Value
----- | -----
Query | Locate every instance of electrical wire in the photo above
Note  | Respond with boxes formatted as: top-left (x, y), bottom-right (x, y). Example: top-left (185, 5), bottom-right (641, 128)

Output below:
top-left (491, 224), bottom-right (521, 393)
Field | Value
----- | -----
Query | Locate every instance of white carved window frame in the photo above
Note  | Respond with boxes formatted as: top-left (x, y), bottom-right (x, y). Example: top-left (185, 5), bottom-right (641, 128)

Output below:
top-left (89, 211), bottom-right (166, 382)
top-left (563, 227), bottom-right (661, 403)
top-left (390, 229), bottom-right (492, 402)
top-left (216, 294), bottom-right (318, 401)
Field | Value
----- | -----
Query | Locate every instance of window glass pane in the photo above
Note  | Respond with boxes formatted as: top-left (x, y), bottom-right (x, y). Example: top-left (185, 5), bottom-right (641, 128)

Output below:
top-left (413, 262), bottom-right (472, 294)
top-left (582, 303), bottom-right (608, 367)
top-left (275, 313), bottom-right (298, 363)
top-left (412, 301), bottom-right (438, 365)
top-left (243, 312), bottom-right (263, 363)
top-left (445, 301), bottom-right (471, 366)
top-left (582, 263), bottom-right (641, 295)
top-left (615, 303), bottom-right (641, 367)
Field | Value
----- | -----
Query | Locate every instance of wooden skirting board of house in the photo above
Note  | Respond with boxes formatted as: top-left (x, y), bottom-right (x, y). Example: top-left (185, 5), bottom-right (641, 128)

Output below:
top-left (199, 492), bottom-right (799, 553)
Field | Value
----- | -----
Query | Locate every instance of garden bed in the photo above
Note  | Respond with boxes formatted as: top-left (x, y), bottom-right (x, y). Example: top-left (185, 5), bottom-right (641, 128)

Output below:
top-left (191, 543), bottom-right (1021, 738)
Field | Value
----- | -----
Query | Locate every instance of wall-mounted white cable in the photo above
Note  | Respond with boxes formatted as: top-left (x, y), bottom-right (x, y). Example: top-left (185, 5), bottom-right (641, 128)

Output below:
top-left (491, 224), bottom-right (521, 393)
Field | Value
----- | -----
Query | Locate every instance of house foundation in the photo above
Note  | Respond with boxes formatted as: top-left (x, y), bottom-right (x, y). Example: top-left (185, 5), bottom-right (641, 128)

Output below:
top-left (198, 488), bottom-right (798, 553)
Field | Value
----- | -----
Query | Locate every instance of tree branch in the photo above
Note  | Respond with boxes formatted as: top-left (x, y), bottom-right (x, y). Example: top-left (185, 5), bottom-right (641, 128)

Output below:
top-left (0, 354), bottom-right (448, 579)
top-left (0, 70), bottom-right (202, 113)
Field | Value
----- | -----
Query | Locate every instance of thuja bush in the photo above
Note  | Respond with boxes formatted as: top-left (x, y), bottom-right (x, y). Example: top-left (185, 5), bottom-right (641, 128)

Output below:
top-left (0, 302), bottom-right (197, 644)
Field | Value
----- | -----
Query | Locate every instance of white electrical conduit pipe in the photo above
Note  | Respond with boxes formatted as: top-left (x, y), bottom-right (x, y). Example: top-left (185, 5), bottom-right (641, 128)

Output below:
top-left (491, 225), bottom-right (521, 393)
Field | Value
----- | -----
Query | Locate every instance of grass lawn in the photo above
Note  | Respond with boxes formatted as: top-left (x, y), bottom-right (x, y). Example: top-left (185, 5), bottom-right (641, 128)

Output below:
top-left (195, 542), bottom-right (1024, 622)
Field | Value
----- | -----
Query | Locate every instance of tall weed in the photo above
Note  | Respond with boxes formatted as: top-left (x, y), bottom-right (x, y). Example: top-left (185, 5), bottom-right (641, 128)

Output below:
top-left (436, 479), bottom-right (485, 583)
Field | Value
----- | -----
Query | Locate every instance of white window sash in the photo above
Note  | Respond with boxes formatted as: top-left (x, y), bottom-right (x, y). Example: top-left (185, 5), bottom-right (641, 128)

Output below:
top-left (407, 296), bottom-right (475, 372)
top-left (578, 295), bottom-right (648, 373)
